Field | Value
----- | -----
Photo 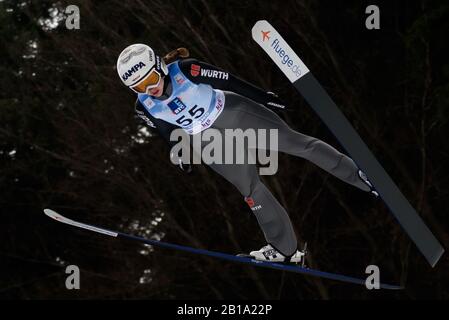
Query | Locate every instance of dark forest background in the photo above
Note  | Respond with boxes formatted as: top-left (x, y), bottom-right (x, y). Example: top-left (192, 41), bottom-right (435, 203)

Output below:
top-left (1, 0), bottom-right (448, 299)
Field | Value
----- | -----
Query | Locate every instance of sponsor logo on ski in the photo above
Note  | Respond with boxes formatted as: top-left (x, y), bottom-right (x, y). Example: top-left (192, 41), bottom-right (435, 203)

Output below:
top-left (122, 61), bottom-right (146, 81)
top-left (261, 30), bottom-right (270, 41)
top-left (270, 38), bottom-right (302, 77)
top-left (252, 21), bottom-right (309, 82)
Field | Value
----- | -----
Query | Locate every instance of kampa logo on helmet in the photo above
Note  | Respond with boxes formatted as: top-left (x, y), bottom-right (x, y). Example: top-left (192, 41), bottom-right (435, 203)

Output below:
top-left (122, 62), bottom-right (147, 81)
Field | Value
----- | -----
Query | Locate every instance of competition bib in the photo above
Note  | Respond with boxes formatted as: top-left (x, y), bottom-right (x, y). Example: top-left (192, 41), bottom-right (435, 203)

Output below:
top-left (138, 61), bottom-right (225, 134)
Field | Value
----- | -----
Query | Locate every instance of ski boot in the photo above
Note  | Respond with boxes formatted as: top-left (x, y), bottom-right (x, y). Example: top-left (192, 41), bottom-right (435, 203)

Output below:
top-left (238, 244), bottom-right (306, 265)
top-left (358, 170), bottom-right (379, 197)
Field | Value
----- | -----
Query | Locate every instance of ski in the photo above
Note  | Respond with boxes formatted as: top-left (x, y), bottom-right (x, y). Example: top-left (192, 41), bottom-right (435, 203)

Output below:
top-left (252, 20), bottom-right (444, 267)
top-left (44, 209), bottom-right (402, 290)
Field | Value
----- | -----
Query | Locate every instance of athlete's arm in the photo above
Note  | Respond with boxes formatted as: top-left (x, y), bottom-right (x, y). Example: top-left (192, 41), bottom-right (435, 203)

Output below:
top-left (135, 99), bottom-right (178, 147)
top-left (135, 100), bottom-right (192, 173)
top-left (178, 58), bottom-right (287, 110)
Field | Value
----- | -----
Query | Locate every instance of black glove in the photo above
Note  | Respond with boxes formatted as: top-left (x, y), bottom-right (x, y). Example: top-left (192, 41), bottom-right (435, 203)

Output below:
top-left (177, 158), bottom-right (192, 174)
top-left (265, 91), bottom-right (287, 110)
top-left (170, 152), bottom-right (192, 174)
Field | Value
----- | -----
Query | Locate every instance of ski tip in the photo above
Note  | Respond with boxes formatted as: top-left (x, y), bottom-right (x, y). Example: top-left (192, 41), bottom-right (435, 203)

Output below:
top-left (252, 20), bottom-right (270, 28)
top-left (43, 208), bottom-right (55, 217)
top-left (251, 20), bottom-right (270, 38)
top-left (43, 208), bottom-right (65, 221)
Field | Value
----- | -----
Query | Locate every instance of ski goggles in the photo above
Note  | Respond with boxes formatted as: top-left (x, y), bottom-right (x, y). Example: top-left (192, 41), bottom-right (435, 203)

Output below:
top-left (130, 69), bottom-right (162, 94)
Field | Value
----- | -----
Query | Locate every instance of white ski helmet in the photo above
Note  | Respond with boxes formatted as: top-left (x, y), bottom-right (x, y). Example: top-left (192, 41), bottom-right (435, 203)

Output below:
top-left (116, 43), bottom-right (168, 93)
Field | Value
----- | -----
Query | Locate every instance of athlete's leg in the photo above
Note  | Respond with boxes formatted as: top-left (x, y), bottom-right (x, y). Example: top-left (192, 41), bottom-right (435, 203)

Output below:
top-left (209, 161), bottom-right (298, 256)
top-left (218, 92), bottom-right (370, 192)
top-left (192, 126), bottom-right (298, 256)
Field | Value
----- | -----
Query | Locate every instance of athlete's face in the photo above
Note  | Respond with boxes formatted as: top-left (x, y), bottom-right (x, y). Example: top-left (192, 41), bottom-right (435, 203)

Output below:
top-left (148, 76), bottom-right (165, 97)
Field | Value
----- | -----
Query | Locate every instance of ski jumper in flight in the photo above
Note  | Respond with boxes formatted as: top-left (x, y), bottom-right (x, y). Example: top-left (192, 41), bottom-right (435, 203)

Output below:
top-left (116, 44), bottom-right (377, 263)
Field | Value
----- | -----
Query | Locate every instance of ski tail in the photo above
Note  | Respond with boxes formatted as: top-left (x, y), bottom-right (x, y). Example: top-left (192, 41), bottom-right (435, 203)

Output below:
top-left (294, 73), bottom-right (444, 267)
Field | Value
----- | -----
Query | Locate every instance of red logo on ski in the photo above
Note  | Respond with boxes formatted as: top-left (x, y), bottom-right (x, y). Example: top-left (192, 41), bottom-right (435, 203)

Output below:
top-left (261, 30), bottom-right (270, 42)
top-left (190, 64), bottom-right (201, 77)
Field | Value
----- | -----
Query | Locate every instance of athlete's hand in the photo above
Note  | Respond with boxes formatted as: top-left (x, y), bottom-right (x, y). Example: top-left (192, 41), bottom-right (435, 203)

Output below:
top-left (178, 159), bottom-right (193, 174)
top-left (171, 152), bottom-right (192, 174)
top-left (266, 91), bottom-right (287, 110)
